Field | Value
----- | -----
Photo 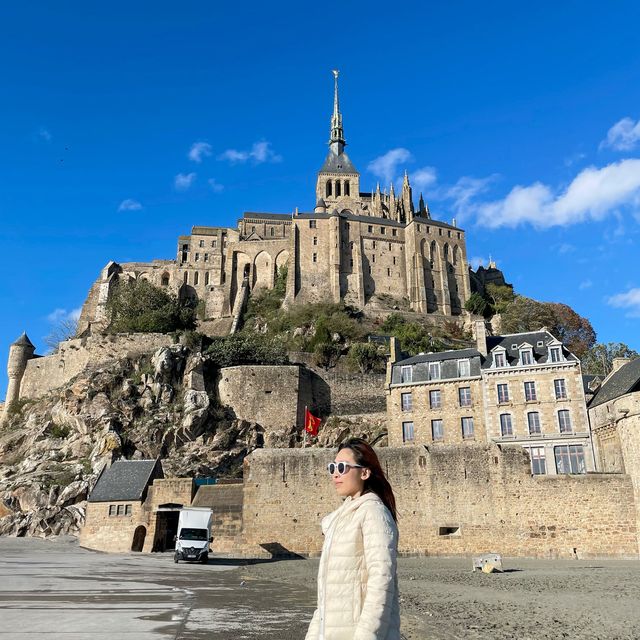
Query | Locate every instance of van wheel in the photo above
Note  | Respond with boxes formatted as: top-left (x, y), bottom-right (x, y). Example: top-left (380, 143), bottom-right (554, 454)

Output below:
top-left (201, 555), bottom-right (208, 565)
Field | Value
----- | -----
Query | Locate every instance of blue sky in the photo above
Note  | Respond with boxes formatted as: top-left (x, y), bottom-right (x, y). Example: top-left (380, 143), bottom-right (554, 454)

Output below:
top-left (2, 1), bottom-right (640, 398)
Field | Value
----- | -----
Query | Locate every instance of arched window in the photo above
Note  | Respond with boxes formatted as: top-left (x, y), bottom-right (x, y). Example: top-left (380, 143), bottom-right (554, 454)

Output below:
top-left (345, 180), bottom-right (350, 196)
top-left (183, 272), bottom-right (188, 284)
top-left (161, 273), bottom-right (170, 286)
top-left (205, 272), bottom-right (209, 286)
top-left (194, 272), bottom-right (199, 286)
top-left (326, 181), bottom-right (332, 197)
top-left (335, 180), bottom-right (341, 197)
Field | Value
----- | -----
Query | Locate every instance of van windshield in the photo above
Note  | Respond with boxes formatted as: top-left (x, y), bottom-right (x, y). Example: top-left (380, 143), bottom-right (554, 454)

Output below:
top-left (179, 528), bottom-right (208, 541)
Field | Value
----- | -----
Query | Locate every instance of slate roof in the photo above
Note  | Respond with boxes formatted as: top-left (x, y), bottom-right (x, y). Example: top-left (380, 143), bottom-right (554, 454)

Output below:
top-left (582, 374), bottom-right (602, 395)
top-left (589, 359), bottom-right (640, 408)
top-left (393, 331), bottom-right (577, 371)
top-left (242, 212), bottom-right (292, 220)
top-left (320, 149), bottom-right (359, 174)
top-left (395, 348), bottom-right (481, 366)
top-left (88, 459), bottom-right (163, 503)
top-left (12, 332), bottom-right (34, 348)
top-left (482, 331), bottom-right (576, 368)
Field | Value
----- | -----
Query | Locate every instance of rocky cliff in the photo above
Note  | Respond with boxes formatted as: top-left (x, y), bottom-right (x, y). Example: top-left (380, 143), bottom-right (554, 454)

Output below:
top-left (0, 344), bottom-right (387, 538)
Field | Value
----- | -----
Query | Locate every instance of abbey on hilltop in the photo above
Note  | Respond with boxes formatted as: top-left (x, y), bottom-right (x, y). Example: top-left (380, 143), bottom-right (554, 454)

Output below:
top-left (78, 71), bottom-right (497, 335)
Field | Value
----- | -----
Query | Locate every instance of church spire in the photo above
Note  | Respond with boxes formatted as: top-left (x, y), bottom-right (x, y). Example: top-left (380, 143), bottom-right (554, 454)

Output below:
top-left (329, 69), bottom-right (346, 153)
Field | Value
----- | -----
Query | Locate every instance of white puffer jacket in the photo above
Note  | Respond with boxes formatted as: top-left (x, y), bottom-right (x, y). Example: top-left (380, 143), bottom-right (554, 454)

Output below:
top-left (305, 492), bottom-right (400, 640)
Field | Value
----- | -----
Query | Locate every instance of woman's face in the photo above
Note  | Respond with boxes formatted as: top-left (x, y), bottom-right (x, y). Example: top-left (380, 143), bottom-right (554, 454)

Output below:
top-left (331, 448), bottom-right (369, 498)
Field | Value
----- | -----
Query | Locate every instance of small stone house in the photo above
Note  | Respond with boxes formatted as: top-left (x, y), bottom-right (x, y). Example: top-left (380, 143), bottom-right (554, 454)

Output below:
top-left (80, 459), bottom-right (194, 553)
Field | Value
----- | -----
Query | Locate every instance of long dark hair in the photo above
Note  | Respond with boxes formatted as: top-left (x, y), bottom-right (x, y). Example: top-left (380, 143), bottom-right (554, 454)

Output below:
top-left (337, 437), bottom-right (397, 522)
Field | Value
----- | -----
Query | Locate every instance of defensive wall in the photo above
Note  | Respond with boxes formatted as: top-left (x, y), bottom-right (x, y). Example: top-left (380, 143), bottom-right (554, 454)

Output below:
top-left (218, 365), bottom-right (328, 430)
top-left (289, 352), bottom-right (387, 416)
top-left (242, 445), bottom-right (638, 559)
top-left (18, 333), bottom-right (175, 401)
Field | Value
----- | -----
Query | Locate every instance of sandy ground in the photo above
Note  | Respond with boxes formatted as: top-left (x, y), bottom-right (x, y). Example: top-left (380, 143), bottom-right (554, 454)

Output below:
top-left (242, 555), bottom-right (640, 640)
top-left (1, 537), bottom-right (639, 639)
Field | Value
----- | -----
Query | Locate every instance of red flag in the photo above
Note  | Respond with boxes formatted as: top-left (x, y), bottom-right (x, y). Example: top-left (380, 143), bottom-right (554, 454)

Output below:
top-left (305, 408), bottom-right (321, 436)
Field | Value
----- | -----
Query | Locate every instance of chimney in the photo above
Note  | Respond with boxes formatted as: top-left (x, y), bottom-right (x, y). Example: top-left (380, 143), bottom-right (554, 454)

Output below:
top-left (612, 357), bottom-right (631, 374)
top-left (474, 320), bottom-right (487, 357)
top-left (389, 336), bottom-right (400, 364)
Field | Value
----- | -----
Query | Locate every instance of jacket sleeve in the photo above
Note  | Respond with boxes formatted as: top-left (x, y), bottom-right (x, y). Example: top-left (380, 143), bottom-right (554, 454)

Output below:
top-left (354, 505), bottom-right (398, 640)
top-left (304, 608), bottom-right (320, 640)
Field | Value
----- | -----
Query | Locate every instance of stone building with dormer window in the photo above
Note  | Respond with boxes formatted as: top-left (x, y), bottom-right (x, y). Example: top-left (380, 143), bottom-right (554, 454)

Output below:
top-left (387, 322), bottom-right (595, 475)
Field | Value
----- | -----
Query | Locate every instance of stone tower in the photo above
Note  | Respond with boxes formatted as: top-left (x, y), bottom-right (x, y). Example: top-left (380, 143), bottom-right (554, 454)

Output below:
top-left (4, 332), bottom-right (35, 414)
top-left (315, 70), bottom-right (360, 208)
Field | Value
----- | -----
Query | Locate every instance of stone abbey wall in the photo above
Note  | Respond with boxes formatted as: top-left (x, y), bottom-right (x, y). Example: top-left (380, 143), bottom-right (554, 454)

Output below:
top-left (242, 445), bottom-right (638, 558)
top-left (18, 333), bottom-right (175, 401)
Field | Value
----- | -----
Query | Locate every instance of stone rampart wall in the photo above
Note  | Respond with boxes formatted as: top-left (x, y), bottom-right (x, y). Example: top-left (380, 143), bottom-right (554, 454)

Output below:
top-left (289, 352), bottom-right (387, 416)
top-left (19, 333), bottom-right (175, 400)
top-left (242, 445), bottom-right (638, 558)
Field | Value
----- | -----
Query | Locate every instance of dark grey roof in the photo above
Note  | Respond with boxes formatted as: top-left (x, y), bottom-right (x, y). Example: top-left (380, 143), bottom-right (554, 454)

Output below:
top-left (589, 359), bottom-right (640, 408)
top-left (242, 212), bottom-right (292, 220)
top-left (582, 374), bottom-right (602, 395)
top-left (319, 149), bottom-right (359, 174)
top-left (396, 348), bottom-right (481, 366)
top-left (412, 215), bottom-right (460, 231)
top-left (482, 331), bottom-right (577, 368)
top-left (88, 459), bottom-right (163, 503)
top-left (191, 226), bottom-right (226, 236)
top-left (12, 332), bottom-right (34, 348)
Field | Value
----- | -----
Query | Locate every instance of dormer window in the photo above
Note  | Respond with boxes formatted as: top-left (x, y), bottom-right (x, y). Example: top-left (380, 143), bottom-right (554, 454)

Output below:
top-left (458, 359), bottom-right (470, 377)
top-left (428, 362), bottom-right (441, 380)
top-left (494, 352), bottom-right (506, 368)
top-left (400, 365), bottom-right (412, 384)
top-left (549, 346), bottom-right (562, 363)
top-left (520, 349), bottom-right (533, 366)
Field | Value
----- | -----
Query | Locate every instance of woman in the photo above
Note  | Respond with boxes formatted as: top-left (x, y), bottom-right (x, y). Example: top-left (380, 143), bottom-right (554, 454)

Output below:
top-left (305, 438), bottom-right (401, 640)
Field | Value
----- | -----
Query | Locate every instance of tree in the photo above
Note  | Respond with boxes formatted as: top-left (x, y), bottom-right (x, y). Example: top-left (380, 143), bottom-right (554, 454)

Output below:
top-left (485, 283), bottom-right (515, 314)
top-left (464, 292), bottom-right (488, 316)
top-left (45, 316), bottom-right (78, 352)
top-left (106, 278), bottom-right (196, 333)
top-left (581, 342), bottom-right (640, 376)
top-left (500, 296), bottom-right (556, 334)
top-left (545, 302), bottom-right (596, 359)
top-left (346, 342), bottom-right (386, 374)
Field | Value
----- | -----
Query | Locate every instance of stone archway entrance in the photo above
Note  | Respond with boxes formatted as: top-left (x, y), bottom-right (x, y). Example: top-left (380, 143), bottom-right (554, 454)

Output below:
top-left (152, 504), bottom-right (183, 552)
top-left (131, 525), bottom-right (146, 552)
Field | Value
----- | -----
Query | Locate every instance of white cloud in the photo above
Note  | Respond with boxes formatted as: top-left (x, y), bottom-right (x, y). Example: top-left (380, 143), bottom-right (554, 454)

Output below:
top-left (118, 198), bottom-right (143, 212)
top-left (607, 287), bottom-right (640, 317)
top-left (208, 178), bottom-right (224, 193)
top-left (412, 167), bottom-right (437, 191)
top-left (557, 243), bottom-right (575, 254)
top-left (438, 175), bottom-right (497, 221)
top-left (188, 141), bottom-right (213, 163)
top-left (578, 279), bottom-right (593, 290)
top-left (38, 127), bottom-right (52, 142)
top-left (367, 148), bottom-right (413, 185)
top-left (47, 307), bottom-right (82, 324)
top-left (218, 140), bottom-right (282, 164)
top-left (476, 159), bottom-right (640, 228)
top-left (174, 172), bottom-right (196, 190)
top-left (600, 117), bottom-right (640, 151)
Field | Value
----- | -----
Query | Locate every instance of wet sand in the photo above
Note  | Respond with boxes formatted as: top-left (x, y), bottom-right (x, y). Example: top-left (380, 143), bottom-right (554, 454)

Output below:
top-left (243, 555), bottom-right (640, 640)
top-left (2, 537), bottom-right (639, 639)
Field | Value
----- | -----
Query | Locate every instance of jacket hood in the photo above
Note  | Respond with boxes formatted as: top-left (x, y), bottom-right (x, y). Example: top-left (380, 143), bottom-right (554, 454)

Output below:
top-left (321, 492), bottom-right (382, 535)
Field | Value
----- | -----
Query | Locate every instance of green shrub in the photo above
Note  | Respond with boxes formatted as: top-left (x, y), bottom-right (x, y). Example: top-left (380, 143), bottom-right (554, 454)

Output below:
top-left (49, 424), bottom-right (71, 439)
top-left (313, 342), bottom-right (341, 368)
top-left (465, 292), bottom-right (488, 316)
top-left (206, 333), bottom-right (289, 368)
top-left (106, 278), bottom-right (196, 334)
top-left (346, 342), bottom-right (386, 374)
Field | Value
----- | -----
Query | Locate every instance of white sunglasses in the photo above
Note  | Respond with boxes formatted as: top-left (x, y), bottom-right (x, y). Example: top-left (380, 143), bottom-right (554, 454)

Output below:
top-left (327, 461), bottom-right (364, 476)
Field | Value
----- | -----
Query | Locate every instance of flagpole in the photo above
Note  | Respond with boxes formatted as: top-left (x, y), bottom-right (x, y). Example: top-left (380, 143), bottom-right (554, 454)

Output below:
top-left (303, 405), bottom-right (308, 448)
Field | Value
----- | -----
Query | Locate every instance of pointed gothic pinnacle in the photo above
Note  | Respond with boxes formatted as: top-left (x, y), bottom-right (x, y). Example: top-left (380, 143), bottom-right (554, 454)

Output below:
top-left (332, 69), bottom-right (340, 115)
top-left (403, 169), bottom-right (410, 186)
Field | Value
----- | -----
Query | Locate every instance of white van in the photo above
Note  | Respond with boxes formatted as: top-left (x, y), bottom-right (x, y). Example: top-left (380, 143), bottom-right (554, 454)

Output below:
top-left (174, 507), bottom-right (213, 564)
